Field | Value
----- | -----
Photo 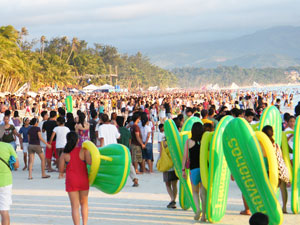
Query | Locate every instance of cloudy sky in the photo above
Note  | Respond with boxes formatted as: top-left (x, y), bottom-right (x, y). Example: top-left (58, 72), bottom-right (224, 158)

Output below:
top-left (1, 0), bottom-right (299, 53)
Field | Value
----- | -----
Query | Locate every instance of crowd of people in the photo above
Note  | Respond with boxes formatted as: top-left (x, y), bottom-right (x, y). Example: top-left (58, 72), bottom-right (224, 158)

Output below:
top-left (0, 88), bottom-right (299, 224)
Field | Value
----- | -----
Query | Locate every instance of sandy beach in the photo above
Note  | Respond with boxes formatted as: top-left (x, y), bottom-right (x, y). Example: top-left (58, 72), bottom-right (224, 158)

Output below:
top-left (9, 142), bottom-right (300, 225)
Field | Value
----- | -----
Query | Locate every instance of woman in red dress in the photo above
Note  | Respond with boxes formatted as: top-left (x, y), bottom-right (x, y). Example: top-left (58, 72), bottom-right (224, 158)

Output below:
top-left (59, 131), bottom-right (91, 225)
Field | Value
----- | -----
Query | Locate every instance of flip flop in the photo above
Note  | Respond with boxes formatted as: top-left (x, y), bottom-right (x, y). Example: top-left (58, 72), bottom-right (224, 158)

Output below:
top-left (240, 210), bottom-right (251, 215)
top-left (42, 175), bottom-right (51, 179)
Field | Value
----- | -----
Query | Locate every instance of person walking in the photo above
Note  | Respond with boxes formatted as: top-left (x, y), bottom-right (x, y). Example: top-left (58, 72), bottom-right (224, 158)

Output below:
top-left (0, 126), bottom-right (19, 225)
top-left (59, 132), bottom-right (91, 225)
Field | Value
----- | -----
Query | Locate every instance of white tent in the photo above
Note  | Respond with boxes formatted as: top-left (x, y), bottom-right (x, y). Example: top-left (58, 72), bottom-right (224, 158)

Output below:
top-left (27, 91), bottom-right (37, 97)
top-left (206, 84), bottom-right (213, 90)
top-left (230, 82), bottom-right (239, 89)
top-left (98, 84), bottom-right (115, 90)
top-left (83, 84), bottom-right (99, 92)
top-left (253, 82), bottom-right (261, 87)
top-left (212, 84), bottom-right (219, 90)
top-left (148, 86), bottom-right (158, 91)
top-left (70, 88), bottom-right (79, 93)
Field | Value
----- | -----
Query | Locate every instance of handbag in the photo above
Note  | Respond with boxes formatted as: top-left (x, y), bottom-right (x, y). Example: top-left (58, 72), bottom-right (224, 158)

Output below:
top-left (157, 143), bottom-right (173, 172)
top-left (274, 144), bottom-right (290, 183)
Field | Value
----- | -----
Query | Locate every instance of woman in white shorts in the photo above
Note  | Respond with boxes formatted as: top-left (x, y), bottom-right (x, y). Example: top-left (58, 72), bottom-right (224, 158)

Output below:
top-left (159, 104), bottom-right (166, 124)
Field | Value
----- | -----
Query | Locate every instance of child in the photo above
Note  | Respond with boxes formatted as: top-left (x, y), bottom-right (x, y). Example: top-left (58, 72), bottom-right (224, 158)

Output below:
top-left (158, 124), bottom-right (165, 153)
top-left (50, 117), bottom-right (70, 167)
top-left (59, 131), bottom-right (91, 225)
top-left (18, 117), bottom-right (31, 170)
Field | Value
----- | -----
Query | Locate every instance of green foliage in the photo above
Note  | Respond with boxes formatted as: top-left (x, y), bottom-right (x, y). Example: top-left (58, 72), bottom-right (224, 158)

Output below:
top-left (0, 25), bottom-right (176, 91)
top-left (172, 66), bottom-right (300, 87)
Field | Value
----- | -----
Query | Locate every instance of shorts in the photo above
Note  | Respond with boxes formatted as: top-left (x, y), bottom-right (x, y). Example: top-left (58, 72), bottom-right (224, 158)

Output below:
top-left (0, 185), bottom-right (12, 211)
top-left (121, 107), bottom-right (126, 113)
top-left (163, 171), bottom-right (178, 182)
top-left (166, 113), bottom-right (172, 119)
top-left (190, 168), bottom-right (201, 185)
top-left (28, 144), bottom-right (43, 154)
top-left (25, 106), bottom-right (30, 112)
top-left (23, 142), bottom-right (29, 153)
top-left (9, 142), bottom-right (16, 151)
top-left (130, 144), bottom-right (142, 163)
top-left (46, 141), bottom-right (57, 159)
top-left (142, 143), bottom-right (153, 160)
top-left (56, 148), bottom-right (64, 157)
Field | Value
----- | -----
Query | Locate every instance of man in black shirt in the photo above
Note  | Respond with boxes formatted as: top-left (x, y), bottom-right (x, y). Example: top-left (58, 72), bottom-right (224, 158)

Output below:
top-left (164, 99), bottom-right (172, 119)
top-left (42, 111), bottom-right (57, 171)
top-left (89, 110), bottom-right (98, 145)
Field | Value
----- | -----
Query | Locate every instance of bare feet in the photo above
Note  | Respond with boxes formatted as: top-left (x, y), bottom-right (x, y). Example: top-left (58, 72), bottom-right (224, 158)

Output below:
top-left (282, 207), bottom-right (287, 214)
top-left (22, 166), bottom-right (27, 171)
top-left (194, 210), bottom-right (201, 220)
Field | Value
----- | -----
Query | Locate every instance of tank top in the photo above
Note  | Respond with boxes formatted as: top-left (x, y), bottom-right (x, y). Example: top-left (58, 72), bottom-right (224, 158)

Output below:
top-left (189, 141), bottom-right (200, 170)
top-left (77, 129), bottom-right (89, 147)
top-left (12, 118), bottom-right (21, 127)
top-left (65, 147), bottom-right (89, 192)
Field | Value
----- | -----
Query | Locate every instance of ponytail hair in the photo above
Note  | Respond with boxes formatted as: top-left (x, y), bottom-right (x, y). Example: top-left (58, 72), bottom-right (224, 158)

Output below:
top-left (64, 131), bottom-right (78, 153)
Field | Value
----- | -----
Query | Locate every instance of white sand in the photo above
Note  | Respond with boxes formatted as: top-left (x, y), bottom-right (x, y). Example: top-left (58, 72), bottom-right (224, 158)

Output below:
top-left (10, 143), bottom-right (300, 225)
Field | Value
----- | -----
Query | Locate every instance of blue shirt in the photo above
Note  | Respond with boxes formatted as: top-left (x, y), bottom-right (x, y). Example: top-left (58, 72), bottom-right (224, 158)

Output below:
top-left (19, 126), bottom-right (32, 143)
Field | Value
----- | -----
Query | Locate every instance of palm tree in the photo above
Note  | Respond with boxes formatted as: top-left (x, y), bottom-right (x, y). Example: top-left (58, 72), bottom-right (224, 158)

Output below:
top-left (19, 27), bottom-right (28, 51)
top-left (60, 36), bottom-right (68, 60)
top-left (65, 37), bottom-right (78, 64)
top-left (40, 35), bottom-right (46, 57)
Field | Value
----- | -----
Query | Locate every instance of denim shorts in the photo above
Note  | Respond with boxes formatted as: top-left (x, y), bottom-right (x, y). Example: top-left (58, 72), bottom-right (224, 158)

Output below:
top-left (190, 168), bottom-right (201, 186)
top-left (142, 143), bottom-right (153, 160)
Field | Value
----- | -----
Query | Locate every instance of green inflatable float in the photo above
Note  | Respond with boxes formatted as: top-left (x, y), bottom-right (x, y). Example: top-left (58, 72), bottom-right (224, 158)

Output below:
top-left (82, 141), bottom-right (131, 194)
top-left (259, 106), bottom-right (282, 146)
top-left (205, 115), bottom-right (233, 223)
top-left (223, 118), bottom-right (283, 225)
top-left (179, 116), bottom-right (203, 211)
top-left (292, 116), bottom-right (300, 214)
top-left (65, 95), bottom-right (73, 113)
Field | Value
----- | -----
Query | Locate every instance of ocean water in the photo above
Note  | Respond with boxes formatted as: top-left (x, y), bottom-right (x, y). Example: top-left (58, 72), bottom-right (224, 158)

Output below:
top-left (234, 84), bottom-right (300, 115)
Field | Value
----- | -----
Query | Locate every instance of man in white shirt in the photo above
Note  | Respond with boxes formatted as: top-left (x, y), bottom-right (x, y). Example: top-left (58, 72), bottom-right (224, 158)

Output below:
top-left (285, 116), bottom-right (296, 163)
top-left (98, 114), bottom-right (120, 147)
top-left (38, 111), bottom-right (48, 151)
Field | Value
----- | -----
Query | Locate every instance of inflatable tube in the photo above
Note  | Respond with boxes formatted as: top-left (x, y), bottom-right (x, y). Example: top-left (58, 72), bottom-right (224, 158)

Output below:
top-left (281, 131), bottom-right (293, 179)
top-left (200, 131), bottom-right (213, 190)
top-left (292, 116), bottom-right (300, 214)
top-left (259, 106), bottom-right (282, 146)
top-left (206, 116), bottom-right (233, 223)
top-left (223, 118), bottom-right (283, 225)
top-left (65, 95), bottom-right (73, 113)
top-left (83, 141), bottom-right (131, 194)
top-left (164, 119), bottom-right (197, 213)
top-left (255, 131), bottom-right (279, 191)
top-left (82, 141), bottom-right (101, 185)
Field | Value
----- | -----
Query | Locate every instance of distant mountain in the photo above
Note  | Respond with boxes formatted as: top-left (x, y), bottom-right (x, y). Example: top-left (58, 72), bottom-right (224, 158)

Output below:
top-left (147, 26), bottom-right (300, 68)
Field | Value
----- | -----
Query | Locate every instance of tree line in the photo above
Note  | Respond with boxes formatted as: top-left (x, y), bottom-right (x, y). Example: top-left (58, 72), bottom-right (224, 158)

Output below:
top-left (172, 66), bottom-right (300, 88)
top-left (0, 25), bottom-right (177, 92)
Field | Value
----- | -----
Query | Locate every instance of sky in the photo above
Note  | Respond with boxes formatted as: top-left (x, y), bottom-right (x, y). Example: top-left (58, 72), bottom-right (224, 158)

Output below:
top-left (1, 0), bottom-right (300, 53)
